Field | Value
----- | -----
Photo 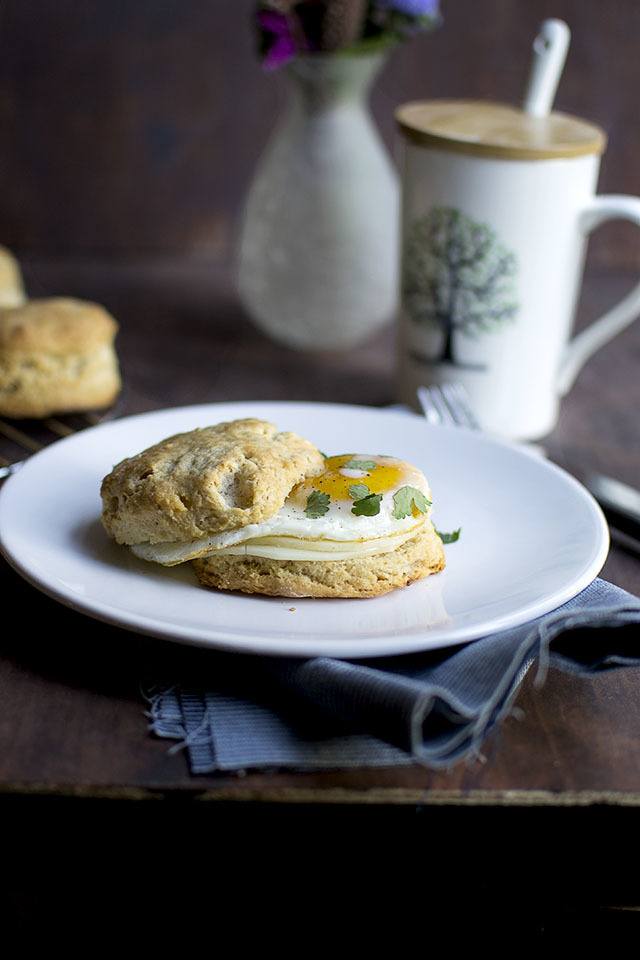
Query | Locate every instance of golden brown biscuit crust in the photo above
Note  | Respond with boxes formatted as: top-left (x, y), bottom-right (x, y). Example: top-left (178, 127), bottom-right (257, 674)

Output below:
top-left (0, 246), bottom-right (26, 308)
top-left (0, 298), bottom-right (117, 355)
top-left (0, 346), bottom-right (121, 418)
top-left (192, 523), bottom-right (446, 598)
top-left (101, 419), bottom-right (326, 546)
top-left (0, 298), bottom-right (121, 418)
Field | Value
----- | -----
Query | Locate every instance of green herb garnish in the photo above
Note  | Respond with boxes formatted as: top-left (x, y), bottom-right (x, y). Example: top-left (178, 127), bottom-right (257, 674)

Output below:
top-left (436, 528), bottom-right (461, 544)
top-left (348, 483), bottom-right (370, 500)
top-left (305, 490), bottom-right (331, 518)
top-left (343, 459), bottom-right (377, 471)
top-left (351, 493), bottom-right (383, 516)
top-left (392, 486), bottom-right (432, 520)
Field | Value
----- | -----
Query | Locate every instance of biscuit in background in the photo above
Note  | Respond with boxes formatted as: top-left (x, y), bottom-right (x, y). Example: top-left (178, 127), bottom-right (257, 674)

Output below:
top-left (0, 297), bottom-right (121, 418)
top-left (0, 245), bottom-right (26, 308)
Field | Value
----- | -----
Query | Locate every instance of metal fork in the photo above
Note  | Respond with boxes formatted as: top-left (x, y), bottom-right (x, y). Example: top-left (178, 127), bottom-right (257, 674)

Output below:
top-left (417, 383), bottom-right (480, 430)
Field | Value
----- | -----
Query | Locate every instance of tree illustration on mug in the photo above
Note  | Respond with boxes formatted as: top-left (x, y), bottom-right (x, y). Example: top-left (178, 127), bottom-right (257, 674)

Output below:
top-left (403, 206), bottom-right (519, 367)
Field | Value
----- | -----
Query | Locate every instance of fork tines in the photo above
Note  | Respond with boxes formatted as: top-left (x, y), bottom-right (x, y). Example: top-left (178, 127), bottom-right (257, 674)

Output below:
top-left (417, 383), bottom-right (480, 430)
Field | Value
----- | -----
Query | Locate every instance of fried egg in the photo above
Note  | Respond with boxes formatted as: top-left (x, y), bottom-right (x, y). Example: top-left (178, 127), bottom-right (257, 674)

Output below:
top-left (132, 454), bottom-right (433, 566)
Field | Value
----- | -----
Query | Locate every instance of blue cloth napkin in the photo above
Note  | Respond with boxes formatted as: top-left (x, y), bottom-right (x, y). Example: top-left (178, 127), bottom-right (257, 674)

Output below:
top-left (147, 578), bottom-right (640, 773)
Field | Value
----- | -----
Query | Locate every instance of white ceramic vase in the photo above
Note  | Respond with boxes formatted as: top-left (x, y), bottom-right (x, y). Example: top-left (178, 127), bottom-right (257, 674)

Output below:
top-left (237, 53), bottom-right (399, 350)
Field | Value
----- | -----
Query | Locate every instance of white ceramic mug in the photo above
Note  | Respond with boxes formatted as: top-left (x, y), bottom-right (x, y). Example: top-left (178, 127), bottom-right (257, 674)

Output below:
top-left (395, 100), bottom-right (640, 439)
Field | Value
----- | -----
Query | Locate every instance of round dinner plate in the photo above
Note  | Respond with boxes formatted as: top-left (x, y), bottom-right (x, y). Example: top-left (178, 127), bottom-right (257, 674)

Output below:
top-left (0, 401), bottom-right (609, 658)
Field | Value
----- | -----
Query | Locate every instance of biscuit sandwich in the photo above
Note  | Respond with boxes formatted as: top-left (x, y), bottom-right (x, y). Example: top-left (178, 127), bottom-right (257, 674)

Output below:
top-left (101, 418), bottom-right (445, 598)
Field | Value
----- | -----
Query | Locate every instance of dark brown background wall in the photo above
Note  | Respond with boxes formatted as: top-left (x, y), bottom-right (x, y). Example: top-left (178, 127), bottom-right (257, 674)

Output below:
top-left (1, 0), bottom-right (639, 268)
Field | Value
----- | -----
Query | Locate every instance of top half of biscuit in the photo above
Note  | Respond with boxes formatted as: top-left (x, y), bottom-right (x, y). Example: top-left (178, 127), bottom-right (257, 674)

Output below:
top-left (101, 418), bottom-right (326, 545)
top-left (0, 297), bottom-right (118, 357)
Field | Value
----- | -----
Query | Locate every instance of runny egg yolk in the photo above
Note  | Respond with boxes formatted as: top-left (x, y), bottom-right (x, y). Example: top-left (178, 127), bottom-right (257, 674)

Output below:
top-left (291, 454), bottom-right (406, 506)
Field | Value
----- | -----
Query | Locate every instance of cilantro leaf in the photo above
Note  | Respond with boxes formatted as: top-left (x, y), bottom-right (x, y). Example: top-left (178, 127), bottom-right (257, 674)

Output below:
top-left (304, 490), bottom-right (330, 518)
top-left (436, 528), bottom-right (461, 544)
top-left (343, 459), bottom-right (377, 471)
top-left (351, 493), bottom-right (382, 516)
top-left (392, 486), bottom-right (432, 520)
top-left (348, 483), bottom-right (370, 500)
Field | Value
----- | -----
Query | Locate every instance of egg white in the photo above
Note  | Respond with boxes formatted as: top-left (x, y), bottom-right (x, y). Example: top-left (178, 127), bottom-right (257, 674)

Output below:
top-left (131, 454), bottom-right (433, 566)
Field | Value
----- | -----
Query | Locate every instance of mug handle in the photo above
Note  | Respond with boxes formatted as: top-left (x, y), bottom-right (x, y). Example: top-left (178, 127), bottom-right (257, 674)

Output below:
top-left (556, 194), bottom-right (640, 395)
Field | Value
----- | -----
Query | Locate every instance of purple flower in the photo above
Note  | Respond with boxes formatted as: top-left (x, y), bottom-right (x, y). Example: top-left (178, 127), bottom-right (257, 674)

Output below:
top-left (376, 0), bottom-right (439, 15)
top-left (258, 10), bottom-right (298, 70)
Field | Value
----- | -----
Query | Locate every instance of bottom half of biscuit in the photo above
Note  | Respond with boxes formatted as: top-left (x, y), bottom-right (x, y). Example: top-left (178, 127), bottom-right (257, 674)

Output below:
top-left (0, 344), bottom-right (121, 418)
top-left (192, 523), bottom-right (446, 599)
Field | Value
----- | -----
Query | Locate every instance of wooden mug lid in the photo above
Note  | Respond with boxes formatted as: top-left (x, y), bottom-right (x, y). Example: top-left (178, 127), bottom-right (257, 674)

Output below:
top-left (396, 99), bottom-right (607, 160)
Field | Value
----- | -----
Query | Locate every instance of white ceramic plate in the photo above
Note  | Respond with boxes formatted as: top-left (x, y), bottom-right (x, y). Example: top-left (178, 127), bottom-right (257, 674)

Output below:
top-left (0, 401), bottom-right (609, 659)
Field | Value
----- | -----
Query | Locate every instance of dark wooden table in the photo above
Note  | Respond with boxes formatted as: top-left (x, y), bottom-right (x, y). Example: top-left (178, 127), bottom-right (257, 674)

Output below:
top-left (2, 260), bottom-right (640, 930)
